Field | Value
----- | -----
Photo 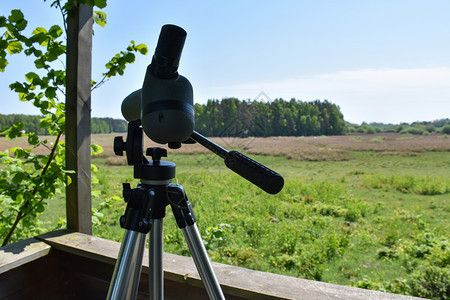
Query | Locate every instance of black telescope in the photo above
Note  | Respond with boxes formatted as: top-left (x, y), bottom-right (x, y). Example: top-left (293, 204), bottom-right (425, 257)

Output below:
top-left (121, 24), bottom-right (195, 145)
top-left (149, 24), bottom-right (187, 79)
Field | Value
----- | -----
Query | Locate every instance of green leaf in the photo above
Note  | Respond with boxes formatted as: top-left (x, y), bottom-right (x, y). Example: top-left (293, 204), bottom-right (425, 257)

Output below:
top-left (25, 72), bottom-right (40, 83)
top-left (0, 58), bottom-right (8, 72)
top-left (32, 27), bottom-right (48, 46)
top-left (45, 87), bottom-right (57, 100)
top-left (136, 44), bottom-right (148, 55)
top-left (13, 147), bottom-right (28, 158)
top-left (9, 164), bottom-right (24, 173)
top-left (8, 10), bottom-right (24, 23)
top-left (32, 27), bottom-right (47, 35)
top-left (5, 23), bottom-right (17, 39)
top-left (91, 144), bottom-right (103, 155)
top-left (39, 118), bottom-right (52, 128)
top-left (94, 0), bottom-right (107, 9)
top-left (81, 0), bottom-right (96, 7)
top-left (93, 11), bottom-right (106, 27)
top-left (12, 173), bottom-right (25, 184)
top-left (0, 16), bottom-right (6, 27)
top-left (0, 126), bottom-right (11, 136)
top-left (35, 202), bottom-right (45, 213)
top-left (9, 82), bottom-right (27, 93)
top-left (7, 41), bottom-right (22, 54)
top-left (28, 133), bottom-right (40, 146)
top-left (7, 122), bottom-right (24, 139)
top-left (15, 19), bottom-right (28, 31)
top-left (124, 52), bottom-right (135, 64)
top-left (126, 40), bottom-right (136, 51)
top-left (34, 58), bottom-right (47, 69)
top-left (48, 25), bottom-right (63, 39)
top-left (18, 93), bottom-right (27, 101)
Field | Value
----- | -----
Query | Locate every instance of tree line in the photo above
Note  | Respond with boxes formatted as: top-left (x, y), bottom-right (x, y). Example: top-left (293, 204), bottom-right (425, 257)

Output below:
top-left (3, 101), bottom-right (449, 137)
top-left (194, 98), bottom-right (346, 137)
top-left (1, 98), bottom-right (347, 137)
top-left (347, 119), bottom-right (450, 135)
top-left (0, 115), bottom-right (127, 135)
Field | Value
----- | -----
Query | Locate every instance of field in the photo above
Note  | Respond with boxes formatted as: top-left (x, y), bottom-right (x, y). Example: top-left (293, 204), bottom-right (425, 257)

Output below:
top-left (1, 133), bottom-right (450, 298)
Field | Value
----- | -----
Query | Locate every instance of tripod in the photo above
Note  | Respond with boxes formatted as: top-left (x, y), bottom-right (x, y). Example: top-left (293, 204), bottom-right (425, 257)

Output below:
top-left (107, 120), bottom-right (284, 299)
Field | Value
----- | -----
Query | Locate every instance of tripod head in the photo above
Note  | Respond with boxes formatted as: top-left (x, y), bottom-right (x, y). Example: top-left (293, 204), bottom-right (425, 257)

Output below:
top-left (114, 120), bottom-right (284, 195)
top-left (114, 120), bottom-right (175, 185)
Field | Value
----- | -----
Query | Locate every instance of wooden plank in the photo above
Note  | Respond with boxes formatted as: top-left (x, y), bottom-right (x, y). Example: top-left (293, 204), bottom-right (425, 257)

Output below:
top-left (38, 231), bottom-right (424, 300)
top-left (0, 252), bottom-right (63, 299)
top-left (65, 2), bottom-right (93, 234)
top-left (0, 238), bottom-right (50, 274)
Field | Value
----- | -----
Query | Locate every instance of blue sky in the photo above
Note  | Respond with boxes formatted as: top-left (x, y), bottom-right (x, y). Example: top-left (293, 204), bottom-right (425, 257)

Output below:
top-left (1, 0), bottom-right (449, 124)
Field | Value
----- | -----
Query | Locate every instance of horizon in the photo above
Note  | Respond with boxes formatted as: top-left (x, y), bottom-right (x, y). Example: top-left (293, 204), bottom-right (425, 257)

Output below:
top-left (1, 1), bottom-right (449, 124)
top-left (1, 97), bottom-right (449, 127)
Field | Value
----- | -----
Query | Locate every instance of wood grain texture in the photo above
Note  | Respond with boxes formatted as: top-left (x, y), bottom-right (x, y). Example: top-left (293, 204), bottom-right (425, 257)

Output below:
top-left (65, 2), bottom-right (93, 234)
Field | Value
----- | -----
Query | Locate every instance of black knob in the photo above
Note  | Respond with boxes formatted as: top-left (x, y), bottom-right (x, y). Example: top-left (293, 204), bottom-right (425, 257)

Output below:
top-left (146, 147), bottom-right (167, 162)
top-left (122, 182), bottom-right (131, 202)
top-left (168, 142), bottom-right (182, 149)
top-left (114, 136), bottom-right (126, 156)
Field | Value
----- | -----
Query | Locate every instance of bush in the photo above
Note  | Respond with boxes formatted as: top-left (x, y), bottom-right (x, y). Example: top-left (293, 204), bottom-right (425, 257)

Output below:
top-left (442, 125), bottom-right (450, 135)
top-left (408, 265), bottom-right (449, 299)
top-left (400, 127), bottom-right (425, 135)
top-left (364, 126), bottom-right (376, 134)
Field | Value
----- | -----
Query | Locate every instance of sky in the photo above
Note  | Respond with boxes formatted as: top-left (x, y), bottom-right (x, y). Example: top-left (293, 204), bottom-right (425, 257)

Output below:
top-left (1, 0), bottom-right (449, 124)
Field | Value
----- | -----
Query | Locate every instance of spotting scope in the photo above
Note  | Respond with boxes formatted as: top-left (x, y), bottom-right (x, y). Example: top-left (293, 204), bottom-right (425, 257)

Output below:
top-left (121, 24), bottom-right (194, 146)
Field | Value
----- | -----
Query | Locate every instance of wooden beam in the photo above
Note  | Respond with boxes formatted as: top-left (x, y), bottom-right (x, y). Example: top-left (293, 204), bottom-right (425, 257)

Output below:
top-left (65, 3), bottom-right (93, 234)
top-left (32, 231), bottom-right (419, 300)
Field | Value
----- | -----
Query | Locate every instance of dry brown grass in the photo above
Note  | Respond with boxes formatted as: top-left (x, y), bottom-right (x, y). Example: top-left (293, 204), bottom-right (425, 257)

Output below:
top-left (93, 133), bottom-right (450, 162)
top-left (1, 133), bottom-right (449, 162)
top-left (170, 133), bottom-right (450, 161)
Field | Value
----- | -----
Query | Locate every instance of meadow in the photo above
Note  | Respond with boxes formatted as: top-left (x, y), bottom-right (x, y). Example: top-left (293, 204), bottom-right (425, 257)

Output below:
top-left (2, 133), bottom-right (450, 298)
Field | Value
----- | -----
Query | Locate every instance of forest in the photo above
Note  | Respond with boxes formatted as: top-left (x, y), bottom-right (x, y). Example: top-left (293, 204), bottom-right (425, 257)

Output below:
top-left (1, 98), bottom-right (346, 136)
top-left (1, 98), bottom-right (449, 137)
top-left (194, 98), bottom-right (346, 136)
top-left (0, 114), bottom-right (127, 135)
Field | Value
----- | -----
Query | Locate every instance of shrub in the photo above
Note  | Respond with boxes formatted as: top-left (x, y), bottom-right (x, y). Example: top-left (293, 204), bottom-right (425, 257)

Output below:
top-left (408, 265), bottom-right (449, 299)
top-left (400, 127), bottom-right (426, 135)
top-left (363, 174), bottom-right (449, 195)
top-left (442, 125), bottom-right (450, 135)
top-left (425, 125), bottom-right (436, 133)
top-left (364, 126), bottom-right (376, 134)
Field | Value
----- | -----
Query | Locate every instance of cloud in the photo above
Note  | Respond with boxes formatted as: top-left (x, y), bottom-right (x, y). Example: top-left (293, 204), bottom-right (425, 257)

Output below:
top-left (226, 67), bottom-right (450, 124)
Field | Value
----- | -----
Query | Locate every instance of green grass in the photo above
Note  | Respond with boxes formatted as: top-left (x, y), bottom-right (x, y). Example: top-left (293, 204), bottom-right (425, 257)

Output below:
top-left (35, 150), bottom-right (450, 298)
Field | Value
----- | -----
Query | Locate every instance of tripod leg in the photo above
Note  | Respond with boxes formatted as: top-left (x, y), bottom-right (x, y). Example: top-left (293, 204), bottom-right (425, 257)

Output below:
top-left (107, 230), bottom-right (147, 300)
top-left (149, 218), bottom-right (164, 300)
top-left (168, 184), bottom-right (225, 299)
top-left (183, 223), bottom-right (225, 300)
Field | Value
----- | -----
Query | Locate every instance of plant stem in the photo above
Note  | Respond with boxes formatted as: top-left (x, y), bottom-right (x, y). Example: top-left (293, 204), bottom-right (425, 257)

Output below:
top-left (1, 130), bottom-right (63, 246)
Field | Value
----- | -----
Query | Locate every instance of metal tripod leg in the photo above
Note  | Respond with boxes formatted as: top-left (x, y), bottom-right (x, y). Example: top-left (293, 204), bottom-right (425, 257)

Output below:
top-left (149, 218), bottom-right (164, 300)
top-left (183, 223), bottom-right (225, 300)
top-left (107, 230), bottom-right (147, 300)
top-left (168, 183), bottom-right (225, 300)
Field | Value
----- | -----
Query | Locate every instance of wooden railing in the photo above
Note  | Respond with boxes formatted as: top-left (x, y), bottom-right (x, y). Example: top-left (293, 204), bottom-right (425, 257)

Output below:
top-left (0, 230), bottom-right (422, 300)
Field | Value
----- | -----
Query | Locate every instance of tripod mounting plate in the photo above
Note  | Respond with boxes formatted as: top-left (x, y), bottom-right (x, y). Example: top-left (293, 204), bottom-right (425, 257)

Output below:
top-left (139, 160), bottom-right (175, 181)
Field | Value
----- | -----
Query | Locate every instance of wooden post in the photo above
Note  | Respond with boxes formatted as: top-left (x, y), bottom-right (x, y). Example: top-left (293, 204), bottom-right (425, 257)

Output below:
top-left (65, 3), bottom-right (93, 234)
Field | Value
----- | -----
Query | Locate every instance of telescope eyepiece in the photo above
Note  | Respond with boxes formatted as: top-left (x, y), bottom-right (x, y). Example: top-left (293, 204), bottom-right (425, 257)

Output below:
top-left (150, 24), bottom-right (187, 79)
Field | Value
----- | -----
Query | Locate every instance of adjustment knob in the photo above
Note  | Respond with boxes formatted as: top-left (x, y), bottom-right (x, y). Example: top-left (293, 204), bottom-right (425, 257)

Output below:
top-left (114, 136), bottom-right (126, 156)
top-left (146, 147), bottom-right (167, 162)
top-left (122, 182), bottom-right (131, 202)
